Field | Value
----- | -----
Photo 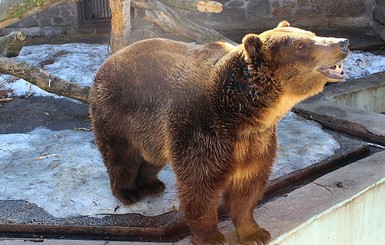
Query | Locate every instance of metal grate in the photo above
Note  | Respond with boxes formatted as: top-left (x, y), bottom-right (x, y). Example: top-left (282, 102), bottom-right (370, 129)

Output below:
top-left (80, 0), bottom-right (111, 23)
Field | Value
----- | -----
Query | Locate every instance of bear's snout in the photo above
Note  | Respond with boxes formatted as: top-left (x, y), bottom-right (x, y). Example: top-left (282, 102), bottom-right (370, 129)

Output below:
top-left (338, 39), bottom-right (350, 53)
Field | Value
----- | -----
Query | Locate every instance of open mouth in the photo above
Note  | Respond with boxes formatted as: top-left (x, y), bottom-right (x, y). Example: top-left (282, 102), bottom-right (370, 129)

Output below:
top-left (317, 62), bottom-right (346, 80)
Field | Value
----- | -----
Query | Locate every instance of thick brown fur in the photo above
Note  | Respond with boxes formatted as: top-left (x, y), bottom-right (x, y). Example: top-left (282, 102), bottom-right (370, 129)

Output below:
top-left (89, 21), bottom-right (349, 245)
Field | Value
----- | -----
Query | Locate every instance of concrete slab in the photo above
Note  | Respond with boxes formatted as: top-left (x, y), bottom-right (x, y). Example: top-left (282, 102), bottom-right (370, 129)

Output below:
top-left (0, 97), bottom-right (90, 134)
top-left (179, 149), bottom-right (385, 244)
top-left (0, 239), bottom-right (106, 245)
top-left (268, 151), bottom-right (385, 244)
top-left (294, 71), bottom-right (385, 145)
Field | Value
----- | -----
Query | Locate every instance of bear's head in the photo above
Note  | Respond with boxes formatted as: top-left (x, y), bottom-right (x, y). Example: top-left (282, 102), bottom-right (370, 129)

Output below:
top-left (242, 21), bottom-right (349, 101)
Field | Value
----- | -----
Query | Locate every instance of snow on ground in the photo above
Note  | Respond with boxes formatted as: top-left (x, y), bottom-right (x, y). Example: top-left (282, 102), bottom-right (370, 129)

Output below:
top-left (0, 43), bottom-right (108, 97)
top-left (274, 112), bottom-right (339, 179)
top-left (0, 113), bottom-right (338, 218)
top-left (0, 42), bottom-right (384, 219)
top-left (16, 43), bottom-right (109, 86)
top-left (0, 128), bottom-right (177, 218)
top-left (345, 51), bottom-right (385, 79)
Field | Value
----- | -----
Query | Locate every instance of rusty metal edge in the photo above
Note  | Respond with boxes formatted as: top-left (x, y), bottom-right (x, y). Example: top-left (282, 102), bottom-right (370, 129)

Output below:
top-left (266, 145), bottom-right (371, 196)
top-left (0, 222), bottom-right (189, 242)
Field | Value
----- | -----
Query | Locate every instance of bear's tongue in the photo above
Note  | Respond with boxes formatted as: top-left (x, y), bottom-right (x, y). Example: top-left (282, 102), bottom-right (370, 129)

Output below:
top-left (318, 63), bottom-right (346, 80)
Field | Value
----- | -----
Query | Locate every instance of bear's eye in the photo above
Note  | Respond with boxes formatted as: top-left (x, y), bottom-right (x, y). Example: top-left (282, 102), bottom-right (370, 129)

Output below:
top-left (297, 43), bottom-right (306, 50)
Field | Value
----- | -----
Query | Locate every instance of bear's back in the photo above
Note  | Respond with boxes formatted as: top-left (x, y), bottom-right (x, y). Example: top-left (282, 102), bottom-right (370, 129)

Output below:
top-left (90, 38), bottom-right (236, 164)
top-left (93, 38), bottom-right (238, 123)
top-left (106, 38), bottom-right (235, 97)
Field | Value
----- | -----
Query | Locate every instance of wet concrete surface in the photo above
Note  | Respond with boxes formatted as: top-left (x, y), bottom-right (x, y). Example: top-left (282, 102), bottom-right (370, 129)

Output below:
top-left (0, 199), bottom-right (186, 242)
top-left (0, 97), bottom-right (90, 134)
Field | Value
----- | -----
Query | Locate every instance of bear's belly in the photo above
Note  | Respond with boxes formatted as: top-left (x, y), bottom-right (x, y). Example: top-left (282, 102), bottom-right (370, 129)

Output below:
top-left (123, 112), bottom-right (171, 165)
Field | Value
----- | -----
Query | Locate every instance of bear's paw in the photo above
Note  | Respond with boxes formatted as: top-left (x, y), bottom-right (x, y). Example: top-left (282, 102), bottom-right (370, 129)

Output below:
top-left (113, 188), bottom-right (143, 205)
top-left (137, 179), bottom-right (166, 196)
top-left (201, 231), bottom-right (228, 245)
top-left (237, 224), bottom-right (271, 245)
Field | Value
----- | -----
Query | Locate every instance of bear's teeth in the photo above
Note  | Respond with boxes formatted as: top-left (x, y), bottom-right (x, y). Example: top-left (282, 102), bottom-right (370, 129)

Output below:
top-left (334, 63), bottom-right (343, 74)
top-left (317, 62), bottom-right (346, 79)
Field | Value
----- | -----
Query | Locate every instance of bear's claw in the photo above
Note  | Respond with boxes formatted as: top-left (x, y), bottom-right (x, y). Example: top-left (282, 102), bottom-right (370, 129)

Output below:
top-left (238, 226), bottom-right (271, 245)
top-left (114, 188), bottom-right (142, 205)
top-left (138, 179), bottom-right (166, 196)
top-left (113, 180), bottom-right (166, 205)
top-left (201, 231), bottom-right (228, 245)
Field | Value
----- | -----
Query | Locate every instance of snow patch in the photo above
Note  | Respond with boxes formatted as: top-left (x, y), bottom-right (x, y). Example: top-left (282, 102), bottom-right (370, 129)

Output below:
top-left (17, 43), bottom-right (109, 86)
top-left (0, 128), bottom-right (177, 218)
top-left (0, 75), bottom-right (55, 97)
top-left (344, 51), bottom-right (385, 79)
top-left (274, 112), bottom-right (340, 179)
top-left (0, 113), bottom-right (338, 218)
top-left (1, 43), bottom-right (108, 98)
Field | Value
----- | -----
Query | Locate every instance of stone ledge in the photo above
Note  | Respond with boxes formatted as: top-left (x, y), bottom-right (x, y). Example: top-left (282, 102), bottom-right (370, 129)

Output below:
top-left (294, 71), bottom-right (385, 145)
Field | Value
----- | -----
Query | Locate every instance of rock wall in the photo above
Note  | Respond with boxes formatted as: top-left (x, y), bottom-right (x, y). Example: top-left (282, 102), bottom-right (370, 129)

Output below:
top-left (0, 3), bottom-right (78, 36)
top-left (372, 0), bottom-right (385, 41)
top-left (183, 0), bottom-right (372, 31)
top-left (0, 0), bottom-right (376, 38)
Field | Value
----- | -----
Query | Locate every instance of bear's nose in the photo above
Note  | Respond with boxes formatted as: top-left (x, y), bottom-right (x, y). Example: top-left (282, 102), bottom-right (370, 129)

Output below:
top-left (338, 39), bottom-right (350, 53)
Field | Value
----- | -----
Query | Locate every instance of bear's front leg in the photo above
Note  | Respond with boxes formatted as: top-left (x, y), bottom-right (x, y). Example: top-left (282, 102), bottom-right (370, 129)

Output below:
top-left (176, 175), bottom-right (227, 245)
top-left (224, 173), bottom-right (271, 245)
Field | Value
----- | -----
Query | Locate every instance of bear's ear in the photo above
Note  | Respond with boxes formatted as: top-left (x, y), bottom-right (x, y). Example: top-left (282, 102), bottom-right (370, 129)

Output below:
top-left (242, 34), bottom-right (263, 60)
top-left (277, 20), bottom-right (290, 28)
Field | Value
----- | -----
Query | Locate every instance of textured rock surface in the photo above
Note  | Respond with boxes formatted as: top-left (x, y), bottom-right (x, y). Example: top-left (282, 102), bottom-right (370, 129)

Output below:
top-left (372, 0), bottom-right (385, 41)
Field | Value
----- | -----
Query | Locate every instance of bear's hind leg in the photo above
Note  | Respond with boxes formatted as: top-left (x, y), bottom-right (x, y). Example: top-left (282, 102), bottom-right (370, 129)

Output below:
top-left (136, 161), bottom-right (166, 196)
top-left (107, 146), bottom-right (144, 205)
top-left (224, 177), bottom-right (271, 245)
top-left (93, 128), bottom-right (144, 205)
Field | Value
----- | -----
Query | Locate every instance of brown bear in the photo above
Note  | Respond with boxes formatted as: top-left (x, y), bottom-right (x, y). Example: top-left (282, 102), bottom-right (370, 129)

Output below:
top-left (89, 21), bottom-right (349, 245)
